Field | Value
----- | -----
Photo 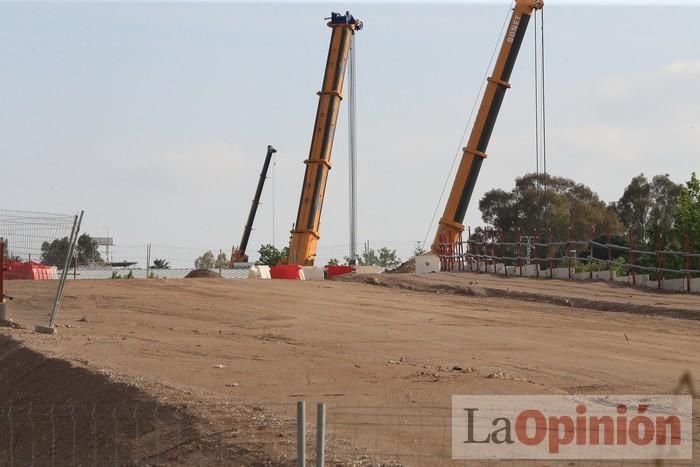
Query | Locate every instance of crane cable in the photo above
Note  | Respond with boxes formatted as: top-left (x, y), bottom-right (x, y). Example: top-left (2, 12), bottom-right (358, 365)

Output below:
top-left (420, 1), bottom-right (516, 251)
top-left (534, 10), bottom-right (540, 202)
top-left (540, 8), bottom-right (549, 229)
top-left (533, 8), bottom-right (549, 228)
top-left (271, 150), bottom-right (277, 246)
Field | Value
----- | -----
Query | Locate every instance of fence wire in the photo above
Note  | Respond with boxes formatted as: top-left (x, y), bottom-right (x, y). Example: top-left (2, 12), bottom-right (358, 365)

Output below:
top-left (0, 210), bottom-right (80, 328)
top-left (438, 227), bottom-right (700, 293)
top-left (0, 402), bottom-right (696, 466)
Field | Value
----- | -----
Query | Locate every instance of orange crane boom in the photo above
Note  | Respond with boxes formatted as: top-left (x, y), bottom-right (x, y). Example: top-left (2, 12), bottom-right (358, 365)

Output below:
top-left (433, 0), bottom-right (543, 253)
top-left (288, 12), bottom-right (363, 266)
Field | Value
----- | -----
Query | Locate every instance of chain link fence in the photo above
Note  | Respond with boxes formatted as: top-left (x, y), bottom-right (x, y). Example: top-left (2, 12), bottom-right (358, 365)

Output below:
top-left (1, 401), bottom-right (696, 466)
top-left (0, 210), bottom-right (82, 330)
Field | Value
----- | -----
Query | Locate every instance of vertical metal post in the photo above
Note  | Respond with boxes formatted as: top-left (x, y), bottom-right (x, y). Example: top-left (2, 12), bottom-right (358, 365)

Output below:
top-left (517, 228), bottom-right (523, 276)
top-left (534, 228), bottom-right (540, 278)
top-left (685, 235), bottom-right (691, 293)
top-left (467, 227), bottom-right (472, 272)
top-left (297, 401), bottom-right (306, 467)
top-left (656, 236), bottom-right (663, 289)
top-left (499, 229), bottom-right (505, 276)
top-left (47, 211), bottom-right (83, 329)
top-left (630, 235), bottom-right (636, 286)
top-left (315, 403), bottom-right (326, 467)
top-left (567, 225), bottom-right (572, 279)
top-left (589, 225), bottom-right (595, 280)
top-left (548, 226), bottom-right (553, 279)
top-left (347, 35), bottom-right (358, 264)
top-left (607, 228), bottom-right (612, 280)
top-left (0, 238), bottom-right (5, 303)
top-left (146, 244), bottom-right (151, 278)
top-left (0, 237), bottom-right (6, 322)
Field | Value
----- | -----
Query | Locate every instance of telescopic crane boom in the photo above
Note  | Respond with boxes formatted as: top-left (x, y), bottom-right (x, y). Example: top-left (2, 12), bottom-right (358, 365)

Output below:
top-left (287, 11), bottom-right (363, 266)
top-left (231, 145), bottom-right (277, 265)
top-left (432, 0), bottom-right (543, 252)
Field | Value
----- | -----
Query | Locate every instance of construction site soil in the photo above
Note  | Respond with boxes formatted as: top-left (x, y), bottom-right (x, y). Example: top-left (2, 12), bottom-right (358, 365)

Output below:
top-left (1, 272), bottom-right (698, 466)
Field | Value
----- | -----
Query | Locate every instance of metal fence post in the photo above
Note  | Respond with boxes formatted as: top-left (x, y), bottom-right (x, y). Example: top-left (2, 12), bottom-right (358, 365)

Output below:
top-left (297, 401), bottom-right (306, 467)
top-left (316, 403), bottom-right (326, 467)
top-left (685, 235), bottom-right (691, 293)
top-left (0, 237), bottom-right (7, 324)
top-left (37, 210), bottom-right (83, 333)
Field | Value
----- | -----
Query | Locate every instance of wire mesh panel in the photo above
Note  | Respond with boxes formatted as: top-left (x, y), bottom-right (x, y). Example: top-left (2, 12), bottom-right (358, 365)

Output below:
top-left (0, 209), bottom-right (79, 328)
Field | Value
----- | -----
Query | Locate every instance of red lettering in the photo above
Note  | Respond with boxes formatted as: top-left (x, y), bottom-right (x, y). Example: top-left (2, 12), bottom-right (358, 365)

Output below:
top-left (515, 410), bottom-right (546, 446)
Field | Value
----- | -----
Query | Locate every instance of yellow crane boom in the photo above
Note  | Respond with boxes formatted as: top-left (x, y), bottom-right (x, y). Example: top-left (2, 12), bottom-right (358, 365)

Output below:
top-left (433, 0), bottom-right (543, 252)
top-left (288, 12), bottom-right (363, 266)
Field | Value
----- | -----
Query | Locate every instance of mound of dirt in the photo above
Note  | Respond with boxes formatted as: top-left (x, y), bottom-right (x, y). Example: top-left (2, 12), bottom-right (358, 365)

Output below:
top-left (386, 257), bottom-right (415, 273)
top-left (185, 269), bottom-right (222, 279)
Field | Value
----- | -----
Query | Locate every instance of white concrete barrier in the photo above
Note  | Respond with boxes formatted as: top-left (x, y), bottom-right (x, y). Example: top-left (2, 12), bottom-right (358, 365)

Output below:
top-left (614, 274), bottom-right (649, 286)
top-left (551, 267), bottom-right (570, 279)
top-left (355, 265), bottom-right (384, 274)
top-left (416, 255), bottom-right (440, 274)
top-left (592, 270), bottom-right (616, 281)
top-left (660, 278), bottom-right (688, 292)
top-left (249, 265), bottom-right (271, 279)
top-left (522, 264), bottom-right (539, 277)
top-left (691, 278), bottom-right (700, 293)
top-left (302, 266), bottom-right (325, 281)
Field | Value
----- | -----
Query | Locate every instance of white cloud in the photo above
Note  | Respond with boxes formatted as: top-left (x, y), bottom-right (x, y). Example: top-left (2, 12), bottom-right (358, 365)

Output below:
top-left (662, 60), bottom-right (700, 75)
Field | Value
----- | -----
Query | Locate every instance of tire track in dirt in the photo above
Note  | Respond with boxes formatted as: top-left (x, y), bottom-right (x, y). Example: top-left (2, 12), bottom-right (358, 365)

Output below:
top-left (347, 274), bottom-right (700, 321)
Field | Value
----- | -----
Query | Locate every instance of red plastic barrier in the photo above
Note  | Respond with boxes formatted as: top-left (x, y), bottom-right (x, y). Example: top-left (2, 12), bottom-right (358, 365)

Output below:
top-left (270, 265), bottom-right (303, 280)
top-left (325, 265), bottom-right (355, 279)
top-left (5, 261), bottom-right (55, 280)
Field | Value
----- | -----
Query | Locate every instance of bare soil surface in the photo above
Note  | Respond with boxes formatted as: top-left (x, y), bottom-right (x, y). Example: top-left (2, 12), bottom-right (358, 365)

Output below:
top-left (1, 274), bottom-right (699, 466)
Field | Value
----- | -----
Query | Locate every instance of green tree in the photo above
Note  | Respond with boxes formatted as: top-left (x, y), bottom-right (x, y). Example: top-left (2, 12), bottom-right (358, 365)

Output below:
top-left (674, 173), bottom-right (700, 252)
top-left (613, 173), bottom-right (681, 246)
top-left (647, 174), bottom-right (683, 246)
top-left (413, 241), bottom-right (427, 257)
top-left (479, 173), bottom-right (623, 240)
top-left (194, 250), bottom-right (215, 269)
top-left (612, 174), bottom-right (651, 243)
top-left (214, 251), bottom-right (229, 269)
top-left (376, 247), bottom-right (401, 268)
top-left (354, 247), bottom-right (401, 268)
top-left (152, 258), bottom-right (170, 269)
top-left (41, 233), bottom-right (103, 267)
top-left (327, 258), bottom-right (340, 266)
top-left (257, 244), bottom-right (289, 266)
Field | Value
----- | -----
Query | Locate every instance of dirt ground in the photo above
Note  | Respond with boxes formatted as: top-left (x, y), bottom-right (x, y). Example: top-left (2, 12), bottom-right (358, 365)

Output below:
top-left (1, 272), bottom-right (699, 466)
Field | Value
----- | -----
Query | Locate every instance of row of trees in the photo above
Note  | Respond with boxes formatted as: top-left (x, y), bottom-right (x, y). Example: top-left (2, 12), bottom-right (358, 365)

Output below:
top-left (253, 243), bottom-right (402, 268)
top-left (479, 172), bottom-right (700, 252)
top-left (193, 250), bottom-right (230, 269)
top-left (38, 234), bottom-right (172, 269)
top-left (40, 233), bottom-right (104, 266)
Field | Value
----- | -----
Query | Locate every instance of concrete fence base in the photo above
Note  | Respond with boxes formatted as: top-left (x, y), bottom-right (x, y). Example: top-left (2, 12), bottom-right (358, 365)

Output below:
top-left (0, 302), bottom-right (12, 326)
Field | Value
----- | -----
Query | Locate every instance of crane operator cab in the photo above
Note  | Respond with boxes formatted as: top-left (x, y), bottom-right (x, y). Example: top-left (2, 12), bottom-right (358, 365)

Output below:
top-left (327, 11), bottom-right (363, 30)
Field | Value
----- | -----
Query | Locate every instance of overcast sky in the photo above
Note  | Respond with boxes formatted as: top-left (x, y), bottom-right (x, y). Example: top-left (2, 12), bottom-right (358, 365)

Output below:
top-left (1, 1), bottom-right (698, 266)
